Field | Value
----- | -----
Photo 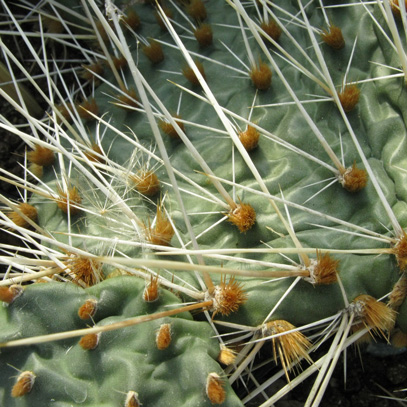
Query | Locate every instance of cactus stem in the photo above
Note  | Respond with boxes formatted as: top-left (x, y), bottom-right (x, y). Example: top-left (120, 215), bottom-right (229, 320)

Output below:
top-left (0, 300), bottom-right (215, 348)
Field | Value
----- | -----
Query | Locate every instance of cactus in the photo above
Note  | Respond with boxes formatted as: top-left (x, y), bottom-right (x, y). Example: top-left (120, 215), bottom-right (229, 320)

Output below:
top-left (0, 277), bottom-right (242, 406)
top-left (0, 0), bottom-right (406, 405)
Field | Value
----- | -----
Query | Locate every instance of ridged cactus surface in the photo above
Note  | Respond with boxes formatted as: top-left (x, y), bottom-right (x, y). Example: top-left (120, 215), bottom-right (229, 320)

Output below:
top-left (0, 277), bottom-right (242, 407)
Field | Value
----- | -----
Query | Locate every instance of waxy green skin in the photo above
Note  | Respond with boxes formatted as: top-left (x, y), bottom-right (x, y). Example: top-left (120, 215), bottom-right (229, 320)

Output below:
top-left (1, 0), bottom-right (407, 405)
top-left (32, 0), bottom-right (405, 326)
top-left (0, 277), bottom-right (243, 407)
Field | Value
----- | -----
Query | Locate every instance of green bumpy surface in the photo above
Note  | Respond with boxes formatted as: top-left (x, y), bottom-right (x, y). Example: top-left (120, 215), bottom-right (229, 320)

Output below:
top-left (0, 277), bottom-right (242, 407)
top-left (32, 0), bottom-right (406, 329)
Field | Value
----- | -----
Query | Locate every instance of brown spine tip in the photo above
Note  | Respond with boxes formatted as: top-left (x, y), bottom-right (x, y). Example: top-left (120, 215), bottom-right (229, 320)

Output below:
top-left (210, 276), bottom-right (248, 318)
top-left (239, 125), bottom-right (260, 152)
top-left (9, 203), bottom-right (38, 229)
top-left (206, 373), bottom-right (226, 405)
top-left (393, 232), bottom-right (407, 271)
top-left (143, 39), bottom-right (164, 64)
top-left (156, 323), bottom-right (172, 350)
top-left (321, 24), bottom-right (345, 50)
top-left (339, 162), bottom-right (368, 192)
top-left (146, 204), bottom-right (175, 246)
top-left (125, 391), bottom-right (140, 407)
top-left (228, 203), bottom-right (256, 233)
top-left (79, 333), bottom-right (100, 350)
top-left (338, 84), bottom-right (360, 112)
top-left (0, 285), bottom-right (23, 304)
top-left (143, 274), bottom-right (160, 302)
top-left (262, 320), bottom-right (312, 381)
top-left (159, 115), bottom-right (185, 139)
top-left (194, 23), bottom-right (213, 47)
top-left (305, 251), bottom-right (339, 285)
top-left (183, 61), bottom-right (206, 86)
top-left (187, 0), bottom-right (207, 22)
top-left (351, 294), bottom-right (397, 337)
top-left (77, 98), bottom-right (99, 120)
top-left (260, 20), bottom-right (282, 43)
top-left (11, 371), bottom-right (36, 398)
top-left (78, 298), bottom-right (98, 320)
top-left (56, 186), bottom-right (82, 215)
top-left (27, 145), bottom-right (55, 167)
top-left (132, 170), bottom-right (160, 196)
top-left (250, 61), bottom-right (272, 90)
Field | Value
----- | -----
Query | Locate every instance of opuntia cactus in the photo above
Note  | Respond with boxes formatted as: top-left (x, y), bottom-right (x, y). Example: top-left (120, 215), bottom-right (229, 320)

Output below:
top-left (0, 0), bottom-right (406, 406)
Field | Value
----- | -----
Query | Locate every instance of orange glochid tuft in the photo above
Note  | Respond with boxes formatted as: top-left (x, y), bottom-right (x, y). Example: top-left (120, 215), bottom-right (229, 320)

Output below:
top-left (27, 144), bottom-right (55, 167)
top-left (249, 60), bottom-right (272, 91)
top-left (351, 294), bottom-right (397, 338)
top-left (143, 274), bottom-right (160, 302)
top-left (77, 98), bottom-right (99, 120)
top-left (187, 0), bottom-right (207, 22)
top-left (228, 203), bottom-right (256, 233)
top-left (9, 203), bottom-right (38, 229)
top-left (64, 256), bottom-right (103, 287)
top-left (112, 56), bottom-right (127, 70)
top-left (56, 185), bottom-right (82, 215)
top-left (260, 20), bottom-right (282, 43)
top-left (55, 102), bottom-right (74, 124)
top-left (155, 8), bottom-right (173, 30)
top-left (78, 298), bottom-right (98, 320)
top-left (338, 84), bottom-right (360, 112)
top-left (80, 62), bottom-right (104, 82)
top-left (183, 60), bottom-right (206, 86)
top-left (84, 144), bottom-right (104, 164)
top-left (159, 115), bottom-right (185, 139)
top-left (391, 0), bottom-right (407, 18)
top-left (389, 273), bottom-right (407, 310)
top-left (156, 323), bottom-right (172, 350)
top-left (0, 285), bottom-right (23, 304)
top-left (131, 169), bottom-right (160, 196)
top-left (11, 371), bottom-right (36, 398)
top-left (122, 8), bottom-right (141, 31)
top-left (125, 391), bottom-right (140, 407)
top-left (206, 373), bottom-right (226, 405)
top-left (194, 23), bottom-right (213, 47)
top-left (239, 125), bottom-right (260, 152)
top-left (211, 276), bottom-right (248, 318)
top-left (393, 231), bottom-right (407, 271)
top-left (142, 39), bottom-right (164, 64)
top-left (263, 320), bottom-right (312, 381)
top-left (321, 24), bottom-right (345, 50)
top-left (340, 162), bottom-right (368, 192)
top-left (94, 20), bottom-right (112, 42)
top-left (79, 333), bottom-right (100, 350)
top-left (117, 88), bottom-right (139, 109)
top-left (217, 345), bottom-right (236, 366)
top-left (146, 204), bottom-right (175, 246)
top-left (42, 16), bottom-right (64, 34)
top-left (305, 251), bottom-right (339, 285)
